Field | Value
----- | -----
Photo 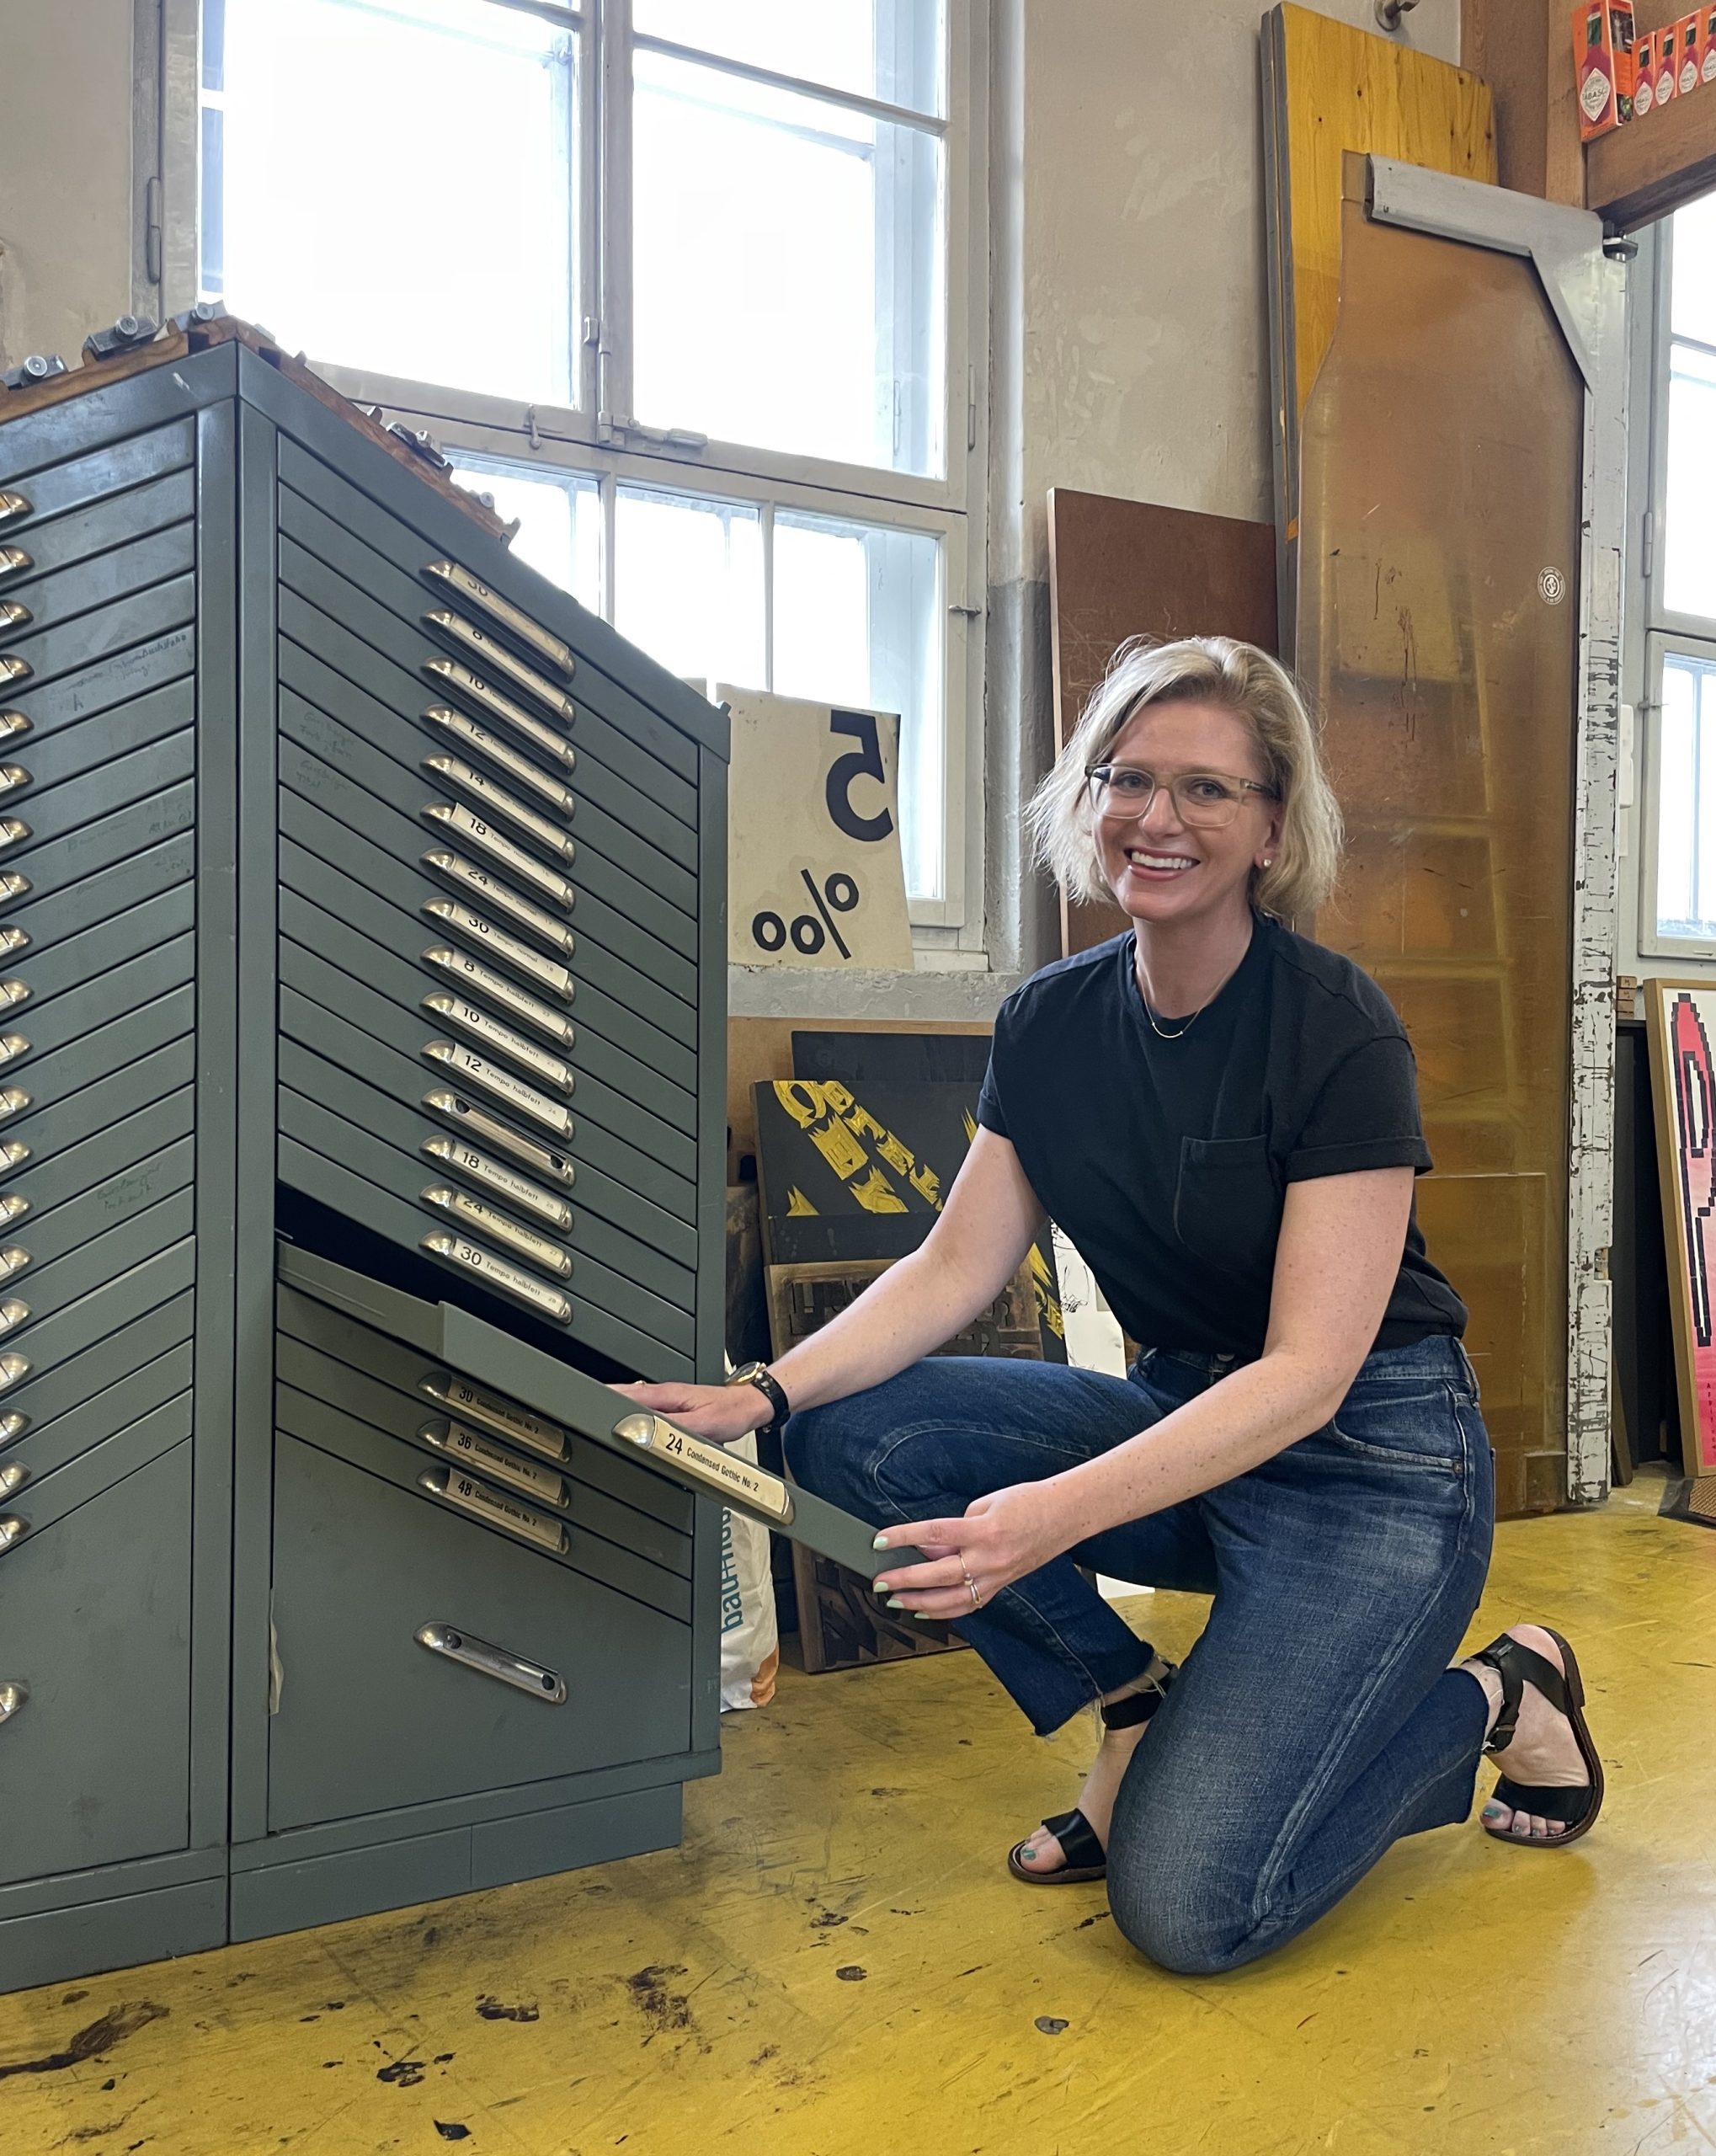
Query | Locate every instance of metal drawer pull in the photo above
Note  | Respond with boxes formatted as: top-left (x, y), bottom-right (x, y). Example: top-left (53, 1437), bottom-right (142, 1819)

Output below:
top-left (421, 1039), bottom-right (573, 1138)
top-left (421, 991), bottom-right (573, 1094)
top-left (420, 1416), bottom-right (568, 1508)
top-left (0, 927), bottom-right (28, 958)
top-left (0, 659), bottom-right (30, 688)
top-left (0, 979), bottom-right (29, 1011)
top-left (422, 659), bottom-right (576, 771)
top-left (421, 803), bottom-right (573, 909)
top-left (0, 876), bottom-right (29, 905)
top-left (0, 713), bottom-right (29, 744)
top-left (0, 1301), bottom-right (28, 1340)
top-left (0, 550), bottom-right (30, 584)
top-left (422, 850), bottom-right (574, 954)
top-left (0, 1250), bottom-right (29, 1288)
top-left (0, 1142), bottom-right (25, 1175)
top-left (422, 561), bottom-right (576, 679)
top-left (423, 946), bottom-right (573, 1046)
top-left (0, 1192), bottom-right (26, 1225)
top-left (0, 604), bottom-right (30, 638)
top-left (0, 1514), bottom-right (27, 1552)
top-left (418, 1369), bottom-right (568, 1461)
top-left (613, 1412), bottom-right (797, 1526)
top-left (419, 1230), bottom-right (573, 1324)
top-left (0, 822), bottom-right (29, 857)
top-left (424, 754), bottom-right (574, 862)
top-left (0, 1353), bottom-right (28, 1396)
top-left (424, 611), bottom-right (577, 723)
top-left (425, 707), bottom-right (574, 813)
top-left (415, 1621), bottom-right (568, 1704)
top-left (422, 1134), bottom-right (572, 1232)
top-left (0, 494), bottom-right (30, 530)
top-left (0, 1409), bottom-right (28, 1453)
top-left (421, 899), bottom-right (573, 1001)
top-left (0, 1461), bottom-right (26, 1499)
top-left (422, 1087), bottom-right (574, 1186)
top-left (0, 1681), bottom-right (27, 1725)
top-left (0, 770), bottom-right (29, 805)
top-left (0, 1089), bottom-right (29, 1124)
top-left (417, 1463), bottom-right (569, 1551)
top-left (422, 1184), bottom-right (572, 1279)
top-left (0, 1036), bottom-right (28, 1070)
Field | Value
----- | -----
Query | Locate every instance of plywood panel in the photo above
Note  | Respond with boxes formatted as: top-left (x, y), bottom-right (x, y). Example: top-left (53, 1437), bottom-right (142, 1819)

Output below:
top-left (1046, 489), bottom-right (1277, 955)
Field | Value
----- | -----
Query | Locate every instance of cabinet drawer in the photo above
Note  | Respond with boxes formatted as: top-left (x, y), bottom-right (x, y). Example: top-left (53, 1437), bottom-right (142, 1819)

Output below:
top-left (2, 1001), bottom-right (194, 1140)
top-left (0, 783), bottom-right (195, 915)
top-left (0, 525), bottom-right (195, 655)
top-left (0, 567), bottom-right (194, 698)
top-left (6, 883), bottom-right (193, 1017)
top-left (0, 1438), bottom-right (193, 1887)
top-left (7, 1084), bottom-right (194, 1222)
top-left (3, 1334), bottom-right (194, 1492)
top-left (8, 936), bottom-right (194, 1077)
top-left (0, 419), bottom-right (194, 535)
top-left (1, 1285), bottom-right (194, 1465)
top-left (0, 1235), bottom-right (195, 1396)
top-left (3, 622), bottom-right (194, 743)
top-left (267, 1433), bottom-right (692, 1830)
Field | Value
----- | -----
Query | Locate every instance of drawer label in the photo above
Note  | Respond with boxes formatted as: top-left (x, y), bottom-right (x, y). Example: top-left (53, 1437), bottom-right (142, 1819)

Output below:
top-left (421, 899), bottom-right (574, 1000)
top-left (421, 991), bottom-right (573, 1093)
top-left (418, 1463), bottom-right (568, 1553)
top-left (420, 1415), bottom-right (568, 1506)
top-left (425, 706), bottom-right (575, 813)
top-left (419, 1369), bottom-right (568, 1460)
top-left (612, 1412), bottom-right (796, 1524)
top-left (424, 611), bottom-right (577, 723)
top-left (421, 1182), bottom-right (573, 1279)
top-left (419, 1229), bottom-right (573, 1323)
top-left (422, 1133), bottom-right (573, 1230)
top-left (423, 945), bottom-right (573, 1046)
top-left (422, 561), bottom-right (575, 679)
top-left (421, 803), bottom-right (574, 909)
top-left (422, 1039), bottom-right (573, 1137)
top-left (424, 754), bottom-right (575, 862)
top-left (423, 850), bottom-right (574, 953)
top-left (422, 659), bottom-right (576, 771)
top-left (423, 1086), bottom-right (576, 1185)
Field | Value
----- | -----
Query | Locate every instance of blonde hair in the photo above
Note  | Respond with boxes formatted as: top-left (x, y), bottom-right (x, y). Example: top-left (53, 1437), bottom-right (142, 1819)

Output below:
top-left (1026, 636), bottom-right (1342, 926)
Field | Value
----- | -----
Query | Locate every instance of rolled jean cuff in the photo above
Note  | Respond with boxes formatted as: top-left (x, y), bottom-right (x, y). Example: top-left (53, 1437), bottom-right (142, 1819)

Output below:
top-left (983, 1596), bottom-right (1159, 1737)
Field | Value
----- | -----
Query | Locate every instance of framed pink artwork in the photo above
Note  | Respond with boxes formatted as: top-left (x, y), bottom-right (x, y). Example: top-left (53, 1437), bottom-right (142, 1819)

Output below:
top-left (1645, 979), bottom-right (1716, 1481)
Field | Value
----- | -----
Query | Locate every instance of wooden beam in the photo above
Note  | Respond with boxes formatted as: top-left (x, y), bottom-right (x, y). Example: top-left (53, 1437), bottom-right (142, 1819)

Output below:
top-left (1588, 4), bottom-right (1716, 228)
top-left (1462, 0), bottom-right (1584, 204)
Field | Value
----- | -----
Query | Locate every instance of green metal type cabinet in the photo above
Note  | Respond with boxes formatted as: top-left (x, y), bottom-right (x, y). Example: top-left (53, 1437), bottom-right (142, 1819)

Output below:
top-left (0, 330), bottom-right (862, 1991)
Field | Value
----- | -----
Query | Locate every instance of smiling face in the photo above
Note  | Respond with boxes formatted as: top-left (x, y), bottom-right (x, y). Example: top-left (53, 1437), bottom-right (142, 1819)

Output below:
top-left (1092, 698), bottom-right (1283, 928)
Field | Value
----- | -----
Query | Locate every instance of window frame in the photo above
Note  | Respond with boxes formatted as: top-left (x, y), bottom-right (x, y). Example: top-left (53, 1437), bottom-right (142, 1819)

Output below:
top-left (1629, 204), bottom-right (1716, 964)
top-left (163, 0), bottom-right (987, 936)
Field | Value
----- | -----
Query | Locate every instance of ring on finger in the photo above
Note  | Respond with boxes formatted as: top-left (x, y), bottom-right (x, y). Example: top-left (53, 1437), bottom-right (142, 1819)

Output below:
top-left (959, 1556), bottom-right (982, 1612)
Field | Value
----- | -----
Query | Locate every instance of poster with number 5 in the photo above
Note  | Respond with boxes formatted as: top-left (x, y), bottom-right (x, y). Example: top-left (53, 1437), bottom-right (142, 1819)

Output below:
top-left (722, 687), bottom-right (915, 972)
top-left (1646, 978), bottom-right (1716, 1481)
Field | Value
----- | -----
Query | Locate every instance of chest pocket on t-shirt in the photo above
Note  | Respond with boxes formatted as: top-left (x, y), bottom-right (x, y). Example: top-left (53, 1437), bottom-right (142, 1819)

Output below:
top-left (1173, 1134), bottom-right (1283, 1278)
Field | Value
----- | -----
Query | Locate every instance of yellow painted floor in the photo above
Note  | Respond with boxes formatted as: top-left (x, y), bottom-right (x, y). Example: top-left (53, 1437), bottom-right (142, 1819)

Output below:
top-left (3, 1472), bottom-right (1713, 2156)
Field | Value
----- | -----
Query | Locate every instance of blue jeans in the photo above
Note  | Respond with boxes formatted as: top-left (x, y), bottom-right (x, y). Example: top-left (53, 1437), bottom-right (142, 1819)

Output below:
top-left (786, 1333), bottom-right (1495, 1976)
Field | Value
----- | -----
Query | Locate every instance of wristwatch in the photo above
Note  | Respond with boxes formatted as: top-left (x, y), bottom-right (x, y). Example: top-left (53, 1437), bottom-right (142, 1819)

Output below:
top-left (727, 1360), bottom-right (791, 1435)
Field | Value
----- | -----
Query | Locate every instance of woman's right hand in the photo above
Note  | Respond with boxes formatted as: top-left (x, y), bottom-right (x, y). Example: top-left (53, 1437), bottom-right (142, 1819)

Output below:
top-left (609, 1379), bottom-right (775, 1446)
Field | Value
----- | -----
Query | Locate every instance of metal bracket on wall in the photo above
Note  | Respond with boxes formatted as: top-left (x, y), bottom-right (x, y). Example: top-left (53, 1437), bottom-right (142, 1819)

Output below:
top-left (1365, 154), bottom-right (1628, 1508)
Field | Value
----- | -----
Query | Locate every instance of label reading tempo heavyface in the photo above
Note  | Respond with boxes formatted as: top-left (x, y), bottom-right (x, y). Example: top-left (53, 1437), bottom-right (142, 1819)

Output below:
top-left (419, 1229), bottom-right (573, 1322)
top-left (420, 803), bottom-right (574, 909)
top-left (422, 659), bottom-right (577, 771)
top-left (421, 1039), bottom-right (573, 1136)
top-left (421, 1183), bottom-right (573, 1279)
top-left (424, 611), bottom-right (578, 723)
top-left (418, 1463), bottom-right (568, 1552)
top-left (612, 1412), bottom-right (796, 1524)
top-left (420, 1414), bottom-right (568, 1507)
top-left (422, 850), bottom-right (574, 953)
top-left (423, 1133), bottom-right (573, 1230)
top-left (424, 707), bottom-right (575, 814)
top-left (421, 899), bottom-right (575, 1000)
top-left (424, 755), bottom-right (574, 862)
top-left (421, 991), bottom-right (573, 1093)
top-left (423, 945), bottom-right (574, 1046)
top-left (419, 1369), bottom-right (568, 1460)
top-left (422, 561), bottom-right (576, 679)
top-left (422, 1087), bottom-right (577, 1186)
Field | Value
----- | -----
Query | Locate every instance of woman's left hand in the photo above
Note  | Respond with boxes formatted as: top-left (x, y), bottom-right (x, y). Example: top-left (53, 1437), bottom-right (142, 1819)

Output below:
top-left (871, 1481), bottom-right (1077, 1620)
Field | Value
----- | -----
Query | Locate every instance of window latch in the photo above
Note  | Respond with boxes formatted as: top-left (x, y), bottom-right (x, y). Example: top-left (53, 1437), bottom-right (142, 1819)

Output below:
top-left (615, 419), bottom-right (710, 452)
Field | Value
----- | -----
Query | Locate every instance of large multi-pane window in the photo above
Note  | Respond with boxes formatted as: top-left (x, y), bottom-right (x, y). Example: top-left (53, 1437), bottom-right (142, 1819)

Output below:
top-left (195, 0), bottom-right (975, 920)
top-left (1641, 193), bottom-right (1716, 953)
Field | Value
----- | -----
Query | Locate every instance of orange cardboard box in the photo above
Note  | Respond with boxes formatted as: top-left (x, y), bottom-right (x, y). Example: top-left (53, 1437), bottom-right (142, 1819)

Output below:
top-left (1575, 0), bottom-right (1636, 135)
top-left (1677, 11), bottom-right (1703, 93)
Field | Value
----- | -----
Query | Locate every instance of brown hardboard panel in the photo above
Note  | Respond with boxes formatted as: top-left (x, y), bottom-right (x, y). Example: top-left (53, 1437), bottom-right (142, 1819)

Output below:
top-left (1046, 488), bottom-right (1277, 957)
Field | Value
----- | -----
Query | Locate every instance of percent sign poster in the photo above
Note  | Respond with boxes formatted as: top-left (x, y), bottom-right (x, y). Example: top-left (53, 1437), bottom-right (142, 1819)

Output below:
top-left (722, 687), bottom-right (915, 971)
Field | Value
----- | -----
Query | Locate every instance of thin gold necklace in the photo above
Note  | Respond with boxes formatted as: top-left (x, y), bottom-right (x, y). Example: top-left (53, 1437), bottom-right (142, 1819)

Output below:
top-left (1141, 998), bottom-right (1205, 1042)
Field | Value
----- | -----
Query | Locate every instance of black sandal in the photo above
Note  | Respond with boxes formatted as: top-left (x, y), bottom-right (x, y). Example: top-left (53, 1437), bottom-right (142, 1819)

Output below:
top-left (1471, 1628), bottom-right (1603, 1848)
top-left (1006, 1661), bottom-right (1176, 1886)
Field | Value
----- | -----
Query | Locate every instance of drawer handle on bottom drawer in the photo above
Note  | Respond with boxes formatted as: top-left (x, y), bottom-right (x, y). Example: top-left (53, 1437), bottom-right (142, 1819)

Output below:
top-left (0, 1681), bottom-right (26, 1726)
top-left (0, 1514), bottom-right (26, 1554)
top-left (415, 1622), bottom-right (568, 1705)
top-left (418, 1464), bottom-right (569, 1554)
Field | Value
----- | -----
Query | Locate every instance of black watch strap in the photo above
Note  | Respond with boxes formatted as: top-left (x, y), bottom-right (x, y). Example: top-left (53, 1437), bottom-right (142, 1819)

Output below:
top-left (741, 1365), bottom-right (791, 1431)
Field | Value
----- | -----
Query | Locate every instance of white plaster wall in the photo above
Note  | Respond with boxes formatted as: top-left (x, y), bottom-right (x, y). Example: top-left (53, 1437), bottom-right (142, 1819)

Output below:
top-left (0, 1), bottom-right (140, 371)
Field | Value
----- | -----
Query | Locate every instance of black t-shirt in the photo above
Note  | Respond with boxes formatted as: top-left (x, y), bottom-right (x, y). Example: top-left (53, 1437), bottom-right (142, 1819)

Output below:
top-left (977, 915), bottom-right (1467, 1358)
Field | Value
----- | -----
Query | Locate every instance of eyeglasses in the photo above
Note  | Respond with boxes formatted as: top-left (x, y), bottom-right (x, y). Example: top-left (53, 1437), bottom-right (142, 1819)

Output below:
top-left (1084, 764), bottom-right (1280, 830)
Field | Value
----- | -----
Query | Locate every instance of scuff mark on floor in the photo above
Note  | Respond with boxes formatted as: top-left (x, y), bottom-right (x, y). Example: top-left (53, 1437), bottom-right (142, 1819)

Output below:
top-left (0, 2003), bottom-right (169, 2082)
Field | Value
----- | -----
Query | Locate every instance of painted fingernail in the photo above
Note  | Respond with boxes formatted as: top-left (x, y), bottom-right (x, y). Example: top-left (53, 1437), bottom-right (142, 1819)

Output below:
top-left (873, 1578), bottom-right (891, 1594)
top-left (887, 1597), bottom-right (905, 1609)
top-left (872, 1533), bottom-right (890, 1550)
